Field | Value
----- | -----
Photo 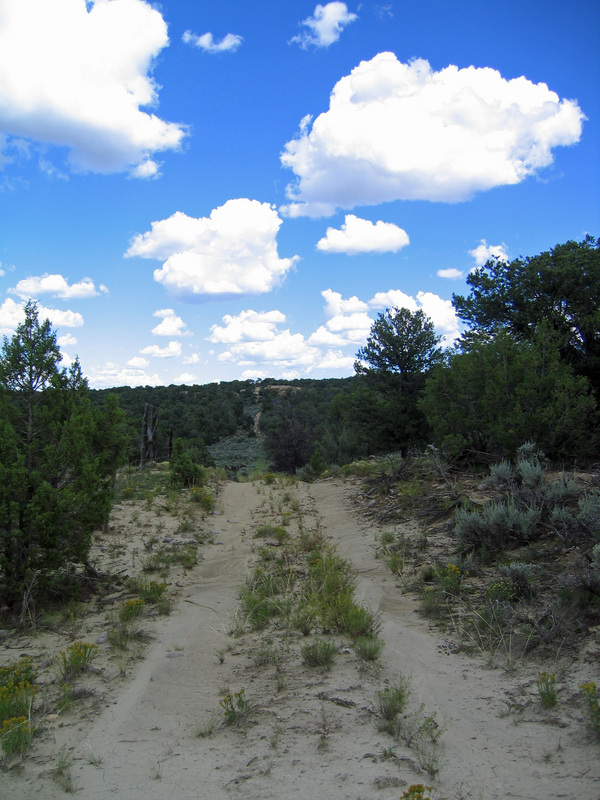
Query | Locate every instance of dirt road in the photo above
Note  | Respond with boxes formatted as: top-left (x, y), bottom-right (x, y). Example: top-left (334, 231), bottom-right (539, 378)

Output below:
top-left (3, 478), bottom-right (598, 800)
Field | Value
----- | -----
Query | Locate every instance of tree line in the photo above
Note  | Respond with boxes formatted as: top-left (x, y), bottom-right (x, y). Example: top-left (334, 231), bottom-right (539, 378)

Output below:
top-left (1, 236), bottom-right (596, 611)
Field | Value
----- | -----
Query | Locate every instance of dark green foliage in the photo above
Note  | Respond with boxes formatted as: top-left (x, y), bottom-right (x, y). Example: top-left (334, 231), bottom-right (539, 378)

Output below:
top-left (90, 380), bottom-right (256, 464)
top-left (169, 438), bottom-right (205, 487)
top-left (0, 302), bottom-right (127, 607)
top-left (421, 327), bottom-right (598, 461)
top-left (345, 308), bottom-right (442, 456)
top-left (355, 307), bottom-right (442, 380)
top-left (452, 235), bottom-right (600, 396)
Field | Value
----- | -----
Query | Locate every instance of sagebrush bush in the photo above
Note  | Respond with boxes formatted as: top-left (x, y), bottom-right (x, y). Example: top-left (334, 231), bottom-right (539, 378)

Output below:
top-left (455, 499), bottom-right (541, 553)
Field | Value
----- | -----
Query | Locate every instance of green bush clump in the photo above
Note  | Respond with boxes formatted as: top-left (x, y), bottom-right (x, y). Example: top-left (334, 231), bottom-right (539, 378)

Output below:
top-left (301, 639), bottom-right (338, 669)
top-left (455, 499), bottom-right (541, 554)
top-left (190, 486), bottom-right (216, 513)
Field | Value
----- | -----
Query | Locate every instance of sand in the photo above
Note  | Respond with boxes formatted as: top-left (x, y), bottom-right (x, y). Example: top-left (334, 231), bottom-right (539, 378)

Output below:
top-left (1, 476), bottom-right (598, 800)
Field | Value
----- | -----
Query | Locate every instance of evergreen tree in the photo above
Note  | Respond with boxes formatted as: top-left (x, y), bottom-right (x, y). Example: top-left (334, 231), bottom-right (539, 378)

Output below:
top-left (0, 302), bottom-right (127, 609)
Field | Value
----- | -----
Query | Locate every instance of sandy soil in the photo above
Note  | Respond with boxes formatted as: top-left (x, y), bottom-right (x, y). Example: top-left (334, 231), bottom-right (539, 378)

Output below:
top-left (1, 476), bottom-right (599, 800)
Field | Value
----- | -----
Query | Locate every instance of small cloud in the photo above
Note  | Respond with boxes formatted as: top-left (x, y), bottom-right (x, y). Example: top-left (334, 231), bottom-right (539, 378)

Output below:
top-left (140, 341), bottom-right (182, 358)
top-left (183, 352), bottom-right (200, 365)
top-left (468, 239), bottom-right (509, 267)
top-left (317, 215), bottom-right (409, 254)
top-left (209, 309), bottom-right (286, 344)
top-left (127, 356), bottom-right (149, 368)
top-left (58, 333), bottom-right (78, 347)
top-left (9, 273), bottom-right (101, 299)
top-left (182, 31), bottom-right (243, 53)
top-left (290, 2), bottom-right (358, 49)
top-left (437, 268), bottom-right (464, 280)
top-left (87, 361), bottom-right (163, 389)
top-left (175, 373), bottom-right (196, 384)
top-left (151, 308), bottom-right (188, 337)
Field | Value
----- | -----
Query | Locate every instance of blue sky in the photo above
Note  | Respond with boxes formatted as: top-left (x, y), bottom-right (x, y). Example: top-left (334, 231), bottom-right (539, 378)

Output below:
top-left (0, 0), bottom-right (598, 388)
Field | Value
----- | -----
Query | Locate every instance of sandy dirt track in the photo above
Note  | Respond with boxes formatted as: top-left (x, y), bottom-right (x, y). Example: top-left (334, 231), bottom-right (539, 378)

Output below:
top-left (2, 477), bottom-right (599, 800)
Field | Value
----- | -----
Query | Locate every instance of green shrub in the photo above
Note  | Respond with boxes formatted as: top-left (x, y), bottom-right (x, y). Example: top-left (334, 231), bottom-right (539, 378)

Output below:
top-left (536, 671), bottom-right (557, 709)
top-left (579, 682), bottom-right (600, 739)
top-left (55, 642), bottom-right (98, 680)
top-left (220, 689), bottom-right (250, 725)
top-left (354, 636), bottom-right (384, 662)
top-left (119, 599), bottom-right (145, 621)
top-left (136, 580), bottom-right (168, 603)
top-left (190, 486), bottom-right (216, 513)
top-left (301, 639), bottom-right (338, 669)
top-left (1, 716), bottom-right (33, 756)
top-left (455, 499), bottom-right (541, 554)
top-left (376, 678), bottom-right (411, 721)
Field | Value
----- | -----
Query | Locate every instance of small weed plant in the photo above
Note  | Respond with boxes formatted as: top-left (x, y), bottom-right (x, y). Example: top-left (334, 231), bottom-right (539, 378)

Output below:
top-left (376, 677), bottom-right (411, 730)
top-left (536, 671), bottom-right (557, 709)
top-left (119, 598), bottom-right (145, 622)
top-left (579, 682), bottom-right (600, 739)
top-left (1, 716), bottom-right (33, 756)
top-left (354, 635), bottom-right (384, 662)
top-left (301, 638), bottom-right (338, 669)
top-left (0, 657), bottom-right (38, 729)
top-left (220, 689), bottom-right (250, 725)
top-left (136, 580), bottom-right (168, 603)
top-left (56, 641), bottom-right (98, 680)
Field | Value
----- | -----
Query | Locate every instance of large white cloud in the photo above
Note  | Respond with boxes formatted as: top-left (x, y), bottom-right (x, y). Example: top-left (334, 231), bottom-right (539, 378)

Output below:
top-left (281, 52), bottom-right (584, 216)
top-left (0, 297), bottom-right (83, 334)
top-left (182, 31), bottom-right (243, 53)
top-left (290, 2), bottom-right (357, 49)
top-left (126, 199), bottom-right (299, 299)
top-left (317, 215), bottom-right (409, 254)
top-left (0, 0), bottom-right (186, 177)
top-left (9, 273), bottom-right (105, 299)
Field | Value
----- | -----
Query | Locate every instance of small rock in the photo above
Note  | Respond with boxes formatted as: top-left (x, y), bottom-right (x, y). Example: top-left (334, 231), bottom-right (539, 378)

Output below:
top-left (166, 651), bottom-right (185, 658)
top-left (96, 631), bottom-right (108, 644)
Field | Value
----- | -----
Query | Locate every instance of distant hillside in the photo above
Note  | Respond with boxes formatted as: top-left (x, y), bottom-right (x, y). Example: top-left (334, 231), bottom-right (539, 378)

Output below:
top-left (90, 377), bottom-right (357, 473)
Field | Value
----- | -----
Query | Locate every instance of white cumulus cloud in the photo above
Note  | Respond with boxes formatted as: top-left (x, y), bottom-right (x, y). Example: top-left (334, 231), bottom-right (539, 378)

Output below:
top-left (127, 356), bottom-right (149, 368)
top-left (317, 215), bottom-right (409, 254)
top-left (290, 2), bottom-right (357, 48)
top-left (58, 333), bottom-right (78, 347)
top-left (469, 239), bottom-right (509, 267)
top-left (182, 31), bottom-right (243, 53)
top-left (369, 288), bottom-right (461, 346)
top-left (209, 309), bottom-right (287, 344)
top-left (151, 308), bottom-right (188, 336)
top-left (309, 289), bottom-right (372, 347)
top-left (88, 361), bottom-right (162, 389)
top-left (281, 52), bottom-right (584, 216)
top-left (437, 268), bottom-right (464, 280)
top-left (126, 199), bottom-right (299, 299)
top-left (9, 273), bottom-right (103, 299)
top-left (0, 297), bottom-right (83, 334)
top-left (140, 340), bottom-right (182, 358)
top-left (0, 0), bottom-right (186, 178)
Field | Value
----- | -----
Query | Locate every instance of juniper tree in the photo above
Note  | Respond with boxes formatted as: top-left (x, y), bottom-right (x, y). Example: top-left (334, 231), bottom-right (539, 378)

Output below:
top-left (0, 302), bottom-right (126, 610)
